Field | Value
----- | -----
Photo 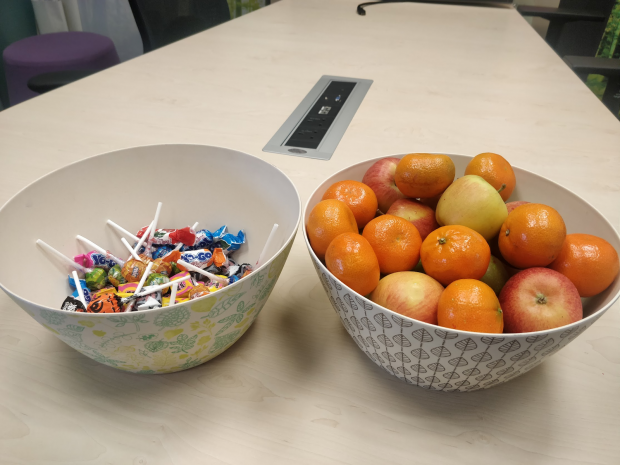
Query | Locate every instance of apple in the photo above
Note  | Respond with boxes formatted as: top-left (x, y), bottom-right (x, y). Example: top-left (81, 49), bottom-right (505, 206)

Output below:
top-left (506, 200), bottom-right (529, 214)
top-left (436, 175), bottom-right (508, 240)
top-left (386, 198), bottom-right (439, 240)
top-left (370, 271), bottom-right (444, 324)
top-left (499, 267), bottom-right (582, 333)
top-left (419, 190), bottom-right (445, 210)
top-left (480, 255), bottom-right (509, 295)
top-left (362, 158), bottom-right (407, 213)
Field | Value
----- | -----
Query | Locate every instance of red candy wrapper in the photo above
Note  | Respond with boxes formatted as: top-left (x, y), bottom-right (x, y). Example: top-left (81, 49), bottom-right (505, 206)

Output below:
top-left (136, 226), bottom-right (196, 246)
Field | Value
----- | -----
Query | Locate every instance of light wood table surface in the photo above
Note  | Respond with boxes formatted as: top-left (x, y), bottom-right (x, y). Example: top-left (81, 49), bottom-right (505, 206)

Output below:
top-left (1, 1), bottom-right (619, 463)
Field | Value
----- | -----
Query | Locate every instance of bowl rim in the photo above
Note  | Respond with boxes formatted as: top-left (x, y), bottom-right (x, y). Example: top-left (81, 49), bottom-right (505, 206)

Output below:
top-left (0, 143), bottom-right (302, 316)
top-left (303, 152), bottom-right (620, 337)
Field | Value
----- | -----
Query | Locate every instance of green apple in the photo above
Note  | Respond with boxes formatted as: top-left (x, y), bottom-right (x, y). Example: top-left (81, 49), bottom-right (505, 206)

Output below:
top-left (480, 255), bottom-right (509, 295)
top-left (436, 175), bottom-right (508, 240)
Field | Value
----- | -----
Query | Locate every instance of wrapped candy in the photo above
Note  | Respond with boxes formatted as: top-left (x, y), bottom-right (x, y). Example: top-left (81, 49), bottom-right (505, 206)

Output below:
top-left (191, 226), bottom-right (245, 252)
top-left (107, 264), bottom-right (126, 287)
top-left (188, 284), bottom-right (210, 300)
top-left (145, 273), bottom-right (169, 288)
top-left (83, 293), bottom-right (123, 313)
top-left (152, 244), bottom-right (175, 259)
top-left (151, 258), bottom-right (172, 276)
top-left (74, 251), bottom-right (116, 271)
top-left (61, 296), bottom-right (86, 312)
top-left (179, 249), bottom-right (212, 268)
top-left (162, 295), bottom-right (189, 307)
top-left (119, 282), bottom-right (139, 294)
top-left (85, 268), bottom-right (107, 291)
top-left (136, 226), bottom-right (196, 247)
top-left (68, 275), bottom-right (92, 304)
top-left (170, 272), bottom-right (196, 298)
top-left (135, 288), bottom-right (162, 310)
top-left (121, 259), bottom-right (147, 283)
top-left (92, 286), bottom-right (117, 300)
top-left (212, 248), bottom-right (227, 268)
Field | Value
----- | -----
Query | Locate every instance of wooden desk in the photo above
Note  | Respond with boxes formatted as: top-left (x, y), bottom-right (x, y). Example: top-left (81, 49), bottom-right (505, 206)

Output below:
top-left (1, 1), bottom-right (619, 463)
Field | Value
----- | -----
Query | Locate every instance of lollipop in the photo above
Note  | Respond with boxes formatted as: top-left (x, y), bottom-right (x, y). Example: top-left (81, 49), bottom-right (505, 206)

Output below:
top-left (121, 259), bottom-right (147, 283)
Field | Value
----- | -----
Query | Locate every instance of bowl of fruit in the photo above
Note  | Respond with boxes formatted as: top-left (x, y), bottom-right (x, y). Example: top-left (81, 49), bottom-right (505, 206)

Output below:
top-left (304, 153), bottom-right (620, 391)
top-left (0, 144), bottom-right (301, 373)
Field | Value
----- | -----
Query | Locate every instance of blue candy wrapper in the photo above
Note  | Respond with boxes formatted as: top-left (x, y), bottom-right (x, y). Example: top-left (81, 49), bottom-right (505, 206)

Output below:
top-left (68, 275), bottom-right (92, 304)
top-left (191, 225), bottom-right (245, 252)
top-left (152, 244), bottom-right (175, 259)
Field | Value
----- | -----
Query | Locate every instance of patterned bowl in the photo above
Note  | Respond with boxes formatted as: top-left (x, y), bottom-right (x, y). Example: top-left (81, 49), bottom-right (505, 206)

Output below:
top-left (0, 144), bottom-right (300, 373)
top-left (304, 154), bottom-right (620, 392)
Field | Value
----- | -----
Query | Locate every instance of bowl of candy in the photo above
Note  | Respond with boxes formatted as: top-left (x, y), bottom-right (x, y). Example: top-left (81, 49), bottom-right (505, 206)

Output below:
top-left (0, 144), bottom-right (300, 373)
top-left (304, 153), bottom-right (620, 391)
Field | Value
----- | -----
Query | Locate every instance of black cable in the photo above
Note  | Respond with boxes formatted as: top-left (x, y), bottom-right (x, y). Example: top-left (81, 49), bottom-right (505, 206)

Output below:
top-left (357, 0), bottom-right (513, 16)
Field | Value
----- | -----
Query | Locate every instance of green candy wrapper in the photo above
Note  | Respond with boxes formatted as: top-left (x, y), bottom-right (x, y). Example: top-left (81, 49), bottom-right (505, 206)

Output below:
top-left (145, 273), bottom-right (169, 288)
top-left (85, 268), bottom-right (108, 291)
top-left (107, 264), bottom-right (126, 288)
top-left (170, 262), bottom-right (183, 275)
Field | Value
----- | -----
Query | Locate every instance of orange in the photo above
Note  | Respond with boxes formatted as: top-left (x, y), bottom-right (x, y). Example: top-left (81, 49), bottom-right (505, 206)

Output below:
top-left (362, 214), bottom-right (422, 275)
top-left (420, 225), bottom-right (490, 286)
top-left (325, 233), bottom-right (380, 296)
top-left (394, 153), bottom-right (455, 199)
top-left (438, 279), bottom-right (504, 333)
top-left (464, 152), bottom-right (516, 202)
top-left (549, 233), bottom-right (619, 297)
top-left (307, 199), bottom-right (358, 261)
top-left (498, 203), bottom-right (566, 269)
top-left (322, 180), bottom-right (378, 228)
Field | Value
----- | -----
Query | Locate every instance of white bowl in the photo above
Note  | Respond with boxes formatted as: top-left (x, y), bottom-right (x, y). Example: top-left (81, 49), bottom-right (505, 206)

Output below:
top-left (0, 144), bottom-right (301, 373)
top-left (304, 153), bottom-right (620, 392)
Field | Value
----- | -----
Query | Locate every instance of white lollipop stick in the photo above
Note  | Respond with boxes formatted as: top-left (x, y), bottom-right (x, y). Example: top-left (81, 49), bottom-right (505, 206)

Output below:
top-left (177, 259), bottom-right (228, 285)
top-left (145, 202), bottom-right (163, 254)
top-left (134, 274), bottom-right (191, 297)
top-left (256, 224), bottom-right (279, 268)
top-left (72, 270), bottom-right (87, 309)
top-left (133, 220), bottom-right (153, 254)
top-left (192, 222), bottom-right (199, 230)
top-left (120, 237), bottom-right (143, 262)
top-left (124, 261), bottom-right (153, 312)
top-left (168, 282), bottom-right (178, 307)
top-left (76, 235), bottom-right (125, 266)
top-left (106, 220), bottom-right (140, 242)
top-left (36, 239), bottom-right (88, 274)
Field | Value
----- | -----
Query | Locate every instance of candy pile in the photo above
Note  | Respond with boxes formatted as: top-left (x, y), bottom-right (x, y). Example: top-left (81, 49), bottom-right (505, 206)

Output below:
top-left (38, 202), bottom-right (256, 314)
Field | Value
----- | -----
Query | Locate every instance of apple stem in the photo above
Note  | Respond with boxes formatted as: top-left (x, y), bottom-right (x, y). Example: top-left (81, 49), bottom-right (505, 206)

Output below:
top-left (536, 294), bottom-right (547, 305)
top-left (497, 184), bottom-right (506, 194)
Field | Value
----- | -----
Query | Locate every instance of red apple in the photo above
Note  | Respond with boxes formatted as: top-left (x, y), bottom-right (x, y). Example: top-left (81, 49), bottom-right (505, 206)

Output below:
top-left (370, 271), bottom-right (444, 324)
top-left (386, 198), bottom-right (439, 240)
top-left (506, 200), bottom-right (529, 214)
top-left (362, 158), bottom-right (407, 213)
top-left (499, 267), bottom-right (582, 333)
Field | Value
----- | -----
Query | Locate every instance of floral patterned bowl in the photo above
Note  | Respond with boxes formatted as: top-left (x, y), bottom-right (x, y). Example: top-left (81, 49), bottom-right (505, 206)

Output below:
top-left (303, 154), bottom-right (620, 392)
top-left (0, 144), bottom-right (300, 373)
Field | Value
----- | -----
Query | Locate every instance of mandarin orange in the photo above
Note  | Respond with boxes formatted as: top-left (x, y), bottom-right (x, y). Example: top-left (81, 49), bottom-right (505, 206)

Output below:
top-left (394, 154), bottom-right (455, 199)
top-left (362, 214), bottom-right (422, 275)
top-left (307, 199), bottom-right (358, 261)
top-left (464, 152), bottom-right (516, 201)
top-left (420, 225), bottom-right (490, 286)
top-left (325, 232), bottom-right (380, 296)
top-left (322, 180), bottom-right (378, 229)
top-left (498, 203), bottom-right (566, 269)
top-left (549, 233), bottom-right (619, 297)
top-left (437, 279), bottom-right (504, 333)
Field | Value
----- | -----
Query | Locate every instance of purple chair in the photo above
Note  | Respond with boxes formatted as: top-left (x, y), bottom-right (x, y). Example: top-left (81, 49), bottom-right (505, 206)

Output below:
top-left (3, 31), bottom-right (119, 106)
